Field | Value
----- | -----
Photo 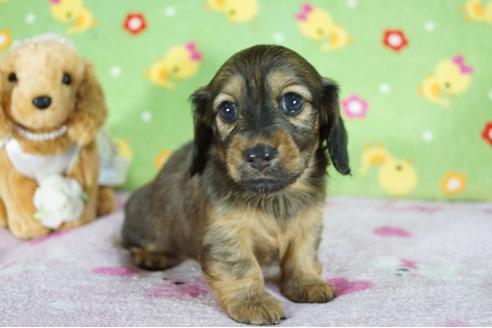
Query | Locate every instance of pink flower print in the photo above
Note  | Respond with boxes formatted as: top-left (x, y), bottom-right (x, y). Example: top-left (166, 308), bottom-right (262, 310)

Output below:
top-left (342, 95), bottom-right (368, 119)
top-left (400, 258), bottom-right (418, 269)
top-left (30, 230), bottom-right (70, 245)
top-left (92, 266), bottom-right (139, 276)
top-left (327, 277), bottom-right (373, 296)
top-left (374, 226), bottom-right (411, 237)
top-left (146, 279), bottom-right (209, 299)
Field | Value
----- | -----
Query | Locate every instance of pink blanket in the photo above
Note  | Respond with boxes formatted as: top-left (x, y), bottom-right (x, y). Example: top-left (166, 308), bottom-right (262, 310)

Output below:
top-left (1, 195), bottom-right (491, 326)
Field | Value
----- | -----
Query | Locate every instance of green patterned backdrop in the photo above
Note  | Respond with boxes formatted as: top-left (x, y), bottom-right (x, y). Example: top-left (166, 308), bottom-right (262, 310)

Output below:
top-left (1, 0), bottom-right (491, 200)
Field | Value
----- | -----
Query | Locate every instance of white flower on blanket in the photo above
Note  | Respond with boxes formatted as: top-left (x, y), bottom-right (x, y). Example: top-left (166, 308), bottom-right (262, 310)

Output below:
top-left (33, 175), bottom-right (87, 229)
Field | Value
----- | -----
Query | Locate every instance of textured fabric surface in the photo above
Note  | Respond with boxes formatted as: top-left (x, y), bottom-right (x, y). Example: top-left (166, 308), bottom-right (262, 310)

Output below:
top-left (1, 194), bottom-right (491, 326)
top-left (1, 0), bottom-right (492, 199)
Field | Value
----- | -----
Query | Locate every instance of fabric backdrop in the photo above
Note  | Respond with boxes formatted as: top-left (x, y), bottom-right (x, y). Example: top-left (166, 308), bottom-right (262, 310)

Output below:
top-left (1, 0), bottom-right (491, 200)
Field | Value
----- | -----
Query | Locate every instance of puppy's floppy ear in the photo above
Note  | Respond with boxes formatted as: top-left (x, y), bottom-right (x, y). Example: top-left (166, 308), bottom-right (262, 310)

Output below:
top-left (67, 59), bottom-right (107, 146)
top-left (319, 78), bottom-right (351, 175)
top-left (189, 86), bottom-right (213, 176)
top-left (0, 67), bottom-right (13, 139)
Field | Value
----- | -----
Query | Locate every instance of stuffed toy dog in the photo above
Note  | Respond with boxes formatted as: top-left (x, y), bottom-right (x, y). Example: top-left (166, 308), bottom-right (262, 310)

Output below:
top-left (0, 34), bottom-right (127, 239)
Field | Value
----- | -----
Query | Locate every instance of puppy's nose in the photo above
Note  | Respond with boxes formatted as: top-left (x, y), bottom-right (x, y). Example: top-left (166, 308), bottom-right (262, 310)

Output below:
top-left (244, 144), bottom-right (277, 171)
top-left (32, 96), bottom-right (52, 110)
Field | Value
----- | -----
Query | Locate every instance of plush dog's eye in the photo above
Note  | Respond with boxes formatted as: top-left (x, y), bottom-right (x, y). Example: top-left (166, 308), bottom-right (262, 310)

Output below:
top-left (281, 92), bottom-right (304, 115)
top-left (218, 101), bottom-right (238, 123)
top-left (7, 72), bottom-right (17, 83)
top-left (62, 73), bottom-right (72, 85)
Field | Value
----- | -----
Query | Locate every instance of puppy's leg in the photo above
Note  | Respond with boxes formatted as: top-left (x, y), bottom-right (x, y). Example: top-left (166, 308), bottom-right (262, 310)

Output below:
top-left (122, 183), bottom-right (183, 271)
top-left (129, 247), bottom-right (182, 271)
top-left (0, 198), bottom-right (7, 227)
top-left (280, 207), bottom-right (335, 303)
top-left (202, 214), bottom-right (284, 325)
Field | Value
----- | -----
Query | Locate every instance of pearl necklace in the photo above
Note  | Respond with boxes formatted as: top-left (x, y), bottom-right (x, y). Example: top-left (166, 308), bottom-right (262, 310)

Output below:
top-left (14, 125), bottom-right (68, 142)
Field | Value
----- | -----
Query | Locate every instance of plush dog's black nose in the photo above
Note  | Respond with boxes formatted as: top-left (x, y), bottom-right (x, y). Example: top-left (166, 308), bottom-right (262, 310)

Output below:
top-left (32, 96), bottom-right (52, 110)
top-left (244, 144), bottom-right (277, 171)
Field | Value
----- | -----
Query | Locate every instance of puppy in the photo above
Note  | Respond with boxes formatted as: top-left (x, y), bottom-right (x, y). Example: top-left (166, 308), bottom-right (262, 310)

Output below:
top-left (122, 45), bottom-right (350, 325)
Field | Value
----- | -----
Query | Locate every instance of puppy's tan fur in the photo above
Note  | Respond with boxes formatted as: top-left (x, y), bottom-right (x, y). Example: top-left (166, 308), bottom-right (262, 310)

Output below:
top-left (0, 40), bottom-right (115, 239)
top-left (123, 45), bottom-right (350, 324)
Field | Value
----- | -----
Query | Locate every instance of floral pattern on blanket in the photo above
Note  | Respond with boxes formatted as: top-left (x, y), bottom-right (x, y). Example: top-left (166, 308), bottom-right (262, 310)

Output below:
top-left (1, 195), bottom-right (491, 326)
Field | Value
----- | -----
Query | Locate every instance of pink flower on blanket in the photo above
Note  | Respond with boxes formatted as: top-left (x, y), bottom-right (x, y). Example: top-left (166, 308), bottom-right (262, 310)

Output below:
top-left (30, 230), bottom-right (70, 245)
top-left (400, 258), bottom-right (417, 269)
top-left (327, 277), bottom-right (373, 296)
top-left (145, 279), bottom-right (209, 299)
top-left (374, 226), bottom-right (411, 237)
top-left (92, 266), bottom-right (139, 276)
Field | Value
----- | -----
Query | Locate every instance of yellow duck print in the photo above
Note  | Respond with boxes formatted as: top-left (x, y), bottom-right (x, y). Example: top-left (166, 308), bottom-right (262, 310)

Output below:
top-left (50, 0), bottom-right (96, 34)
top-left (462, 0), bottom-right (492, 24)
top-left (207, 0), bottom-right (258, 23)
top-left (146, 42), bottom-right (202, 90)
top-left (295, 3), bottom-right (351, 51)
top-left (418, 55), bottom-right (473, 107)
top-left (360, 144), bottom-right (417, 196)
top-left (359, 143), bottom-right (392, 175)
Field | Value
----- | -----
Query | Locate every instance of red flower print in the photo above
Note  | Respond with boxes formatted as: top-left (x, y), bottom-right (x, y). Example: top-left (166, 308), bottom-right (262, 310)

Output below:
top-left (382, 29), bottom-right (408, 52)
top-left (123, 13), bottom-right (147, 35)
top-left (481, 122), bottom-right (492, 146)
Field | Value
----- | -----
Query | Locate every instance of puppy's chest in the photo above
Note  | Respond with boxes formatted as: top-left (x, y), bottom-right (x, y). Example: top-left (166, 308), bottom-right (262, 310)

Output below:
top-left (250, 213), bottom-right (297, 266)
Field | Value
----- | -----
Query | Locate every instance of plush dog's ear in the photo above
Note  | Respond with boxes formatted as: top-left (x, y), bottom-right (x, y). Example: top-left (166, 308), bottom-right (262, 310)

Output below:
top-left (189, 87), bottom-right (213, 176)
top-left (319, 78), bottom-right (351, 175)
top-left (68, 60), bottom-right (107, 146)
top-left (0, 68), bottom-right (13, 139)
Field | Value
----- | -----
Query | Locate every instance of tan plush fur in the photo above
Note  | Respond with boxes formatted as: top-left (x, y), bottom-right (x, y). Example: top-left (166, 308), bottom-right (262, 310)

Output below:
top-left (0, 39), bottom-right (115, 239)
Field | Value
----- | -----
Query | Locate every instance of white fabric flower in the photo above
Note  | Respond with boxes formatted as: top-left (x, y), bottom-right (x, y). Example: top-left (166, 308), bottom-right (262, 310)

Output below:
top-left (33, 175), bottom-right (86, 229)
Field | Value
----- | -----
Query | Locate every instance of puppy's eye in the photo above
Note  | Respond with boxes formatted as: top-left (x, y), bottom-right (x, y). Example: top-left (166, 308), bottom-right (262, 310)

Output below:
top-left (218, 101), bottom-right (238, 123)
top-left (8, 72), bottom-right (17, 83)
top-left (281, 92), bottom-right (304, 115)
top-left (62, 73), bottom-right (72, 85)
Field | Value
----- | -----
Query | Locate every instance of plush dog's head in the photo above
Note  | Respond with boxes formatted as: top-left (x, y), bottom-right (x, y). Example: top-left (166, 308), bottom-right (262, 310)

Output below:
top-left (0, 37), bottom-right (106, 146)
top-left (190, 45), bottom-right (350, 194)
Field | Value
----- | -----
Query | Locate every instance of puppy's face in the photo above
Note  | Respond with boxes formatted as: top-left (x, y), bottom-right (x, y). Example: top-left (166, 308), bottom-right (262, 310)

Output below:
top-left (190, 45), bottom-right (350, 193)
top-left (0, 41), bottom-right (85, 130)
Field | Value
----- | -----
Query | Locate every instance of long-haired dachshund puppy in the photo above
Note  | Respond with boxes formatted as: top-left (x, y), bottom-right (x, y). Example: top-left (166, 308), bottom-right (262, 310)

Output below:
top-left (122, 45), bottom-right (350, 325)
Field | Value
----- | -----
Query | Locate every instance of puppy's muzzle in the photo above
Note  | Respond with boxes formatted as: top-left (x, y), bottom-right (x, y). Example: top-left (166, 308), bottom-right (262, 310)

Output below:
top-left (32, 95), bottom-right (52, 110)
top-left (244, 144), bottom-right (277, 172)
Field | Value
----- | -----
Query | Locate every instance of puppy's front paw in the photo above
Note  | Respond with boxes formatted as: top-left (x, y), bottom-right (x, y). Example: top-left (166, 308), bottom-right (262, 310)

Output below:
top-left (226, 291), bottom-right (284, 325)
top-left (282, 278), bottom-right (335, 303)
